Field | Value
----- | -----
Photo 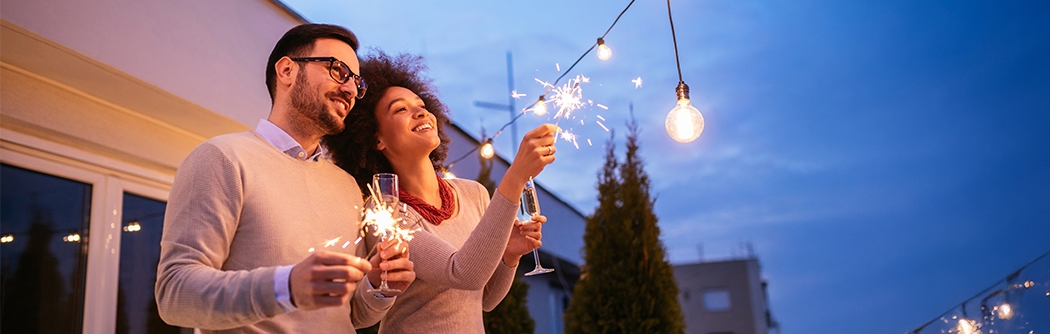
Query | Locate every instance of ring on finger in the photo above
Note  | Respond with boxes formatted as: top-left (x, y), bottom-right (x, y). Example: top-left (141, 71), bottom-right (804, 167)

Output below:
top-left (546, 145), bottom-right (553, 156)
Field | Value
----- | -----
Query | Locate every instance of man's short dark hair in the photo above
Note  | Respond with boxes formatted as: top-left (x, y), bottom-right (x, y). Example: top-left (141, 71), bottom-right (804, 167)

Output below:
top-left (266, 24), bottom-right (359, 103)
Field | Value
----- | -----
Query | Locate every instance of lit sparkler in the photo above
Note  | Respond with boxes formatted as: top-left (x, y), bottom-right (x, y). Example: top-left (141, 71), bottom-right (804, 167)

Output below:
top-left (632, 76), bottom-right (643, 88)
top-left (362, 184), bottom-right (416, 244)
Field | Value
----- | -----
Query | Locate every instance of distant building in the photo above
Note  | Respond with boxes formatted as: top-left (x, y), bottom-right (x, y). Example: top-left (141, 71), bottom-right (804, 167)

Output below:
top-left (674, 257), bottom-right (779, 334)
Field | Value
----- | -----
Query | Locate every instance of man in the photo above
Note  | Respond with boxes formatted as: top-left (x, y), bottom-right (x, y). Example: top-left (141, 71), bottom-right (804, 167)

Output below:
top-left (156, 24), bottom-right (415, 333)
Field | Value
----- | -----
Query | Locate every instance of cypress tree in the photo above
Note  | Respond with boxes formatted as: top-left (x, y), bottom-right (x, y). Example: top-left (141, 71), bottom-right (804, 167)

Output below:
top-left (479, 151), bottom-right (536, 334)
top-left (564, 121), bottom-right (685, 333)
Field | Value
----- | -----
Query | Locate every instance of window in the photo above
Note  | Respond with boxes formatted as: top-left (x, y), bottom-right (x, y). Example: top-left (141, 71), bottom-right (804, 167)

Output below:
top-left (2, 137), bottom-right (180, 333)
top-left (1, 163), bottom-right (92, 333)
top-left (116, 193), bottom-right (181, 334)
top-left (703, 288), bottom-right (731, 312)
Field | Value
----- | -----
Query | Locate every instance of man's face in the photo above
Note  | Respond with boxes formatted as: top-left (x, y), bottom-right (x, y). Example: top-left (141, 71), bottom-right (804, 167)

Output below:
top-left (288, 38), bottom-right (361, 135)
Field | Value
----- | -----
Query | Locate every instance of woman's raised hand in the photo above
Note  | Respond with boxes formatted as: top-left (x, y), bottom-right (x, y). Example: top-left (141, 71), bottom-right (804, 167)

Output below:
top-left (497, 124), bottom-right (558, 200)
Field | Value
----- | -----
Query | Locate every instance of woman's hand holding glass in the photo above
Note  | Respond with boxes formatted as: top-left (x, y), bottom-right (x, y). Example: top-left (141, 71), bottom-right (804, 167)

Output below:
top-left (503, 215), bottom-right (546, 267)
top-left (366, 238), bottom-right (415, 296)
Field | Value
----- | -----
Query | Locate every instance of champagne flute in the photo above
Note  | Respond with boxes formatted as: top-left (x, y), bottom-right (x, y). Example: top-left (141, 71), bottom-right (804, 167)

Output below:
top-left (521, 177), bottom-right (554, 276)
top-left (367, 173), bottom-right (402, 294)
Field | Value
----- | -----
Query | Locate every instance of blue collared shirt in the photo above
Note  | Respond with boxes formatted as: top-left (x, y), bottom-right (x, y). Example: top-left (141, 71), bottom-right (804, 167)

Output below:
top-left (255, 119), bottom-right (327, 161)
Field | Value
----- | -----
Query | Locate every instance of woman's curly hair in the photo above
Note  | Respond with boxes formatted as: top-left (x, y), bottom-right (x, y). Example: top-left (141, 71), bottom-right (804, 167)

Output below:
top-left (324, 51), bottom-right (451, 192)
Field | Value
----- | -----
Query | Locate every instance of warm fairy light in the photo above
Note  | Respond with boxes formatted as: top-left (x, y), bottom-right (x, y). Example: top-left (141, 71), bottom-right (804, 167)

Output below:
top-left (480, 139), bottom-right (495, 159)
top-left (632, 77), bottom-right (643, 88)
top-left (62, 233), bottom-right (81, 243)
top-left (596, 38), bottom-right (612, 61)
top-left (1023, 280), bottom-right (1034, 288)
top-left (666, 82), bottom-right (704, 143)
top-left (531, 96), bottom-right (548, 116)
top-left (956, 318), bottom-right (978, 334)
top-left (996, 303), bottom-right (1013, 320)
top-left (0, 234), bottom-right (13, 243)
top-left (123, 221), bottom-right (141, 232)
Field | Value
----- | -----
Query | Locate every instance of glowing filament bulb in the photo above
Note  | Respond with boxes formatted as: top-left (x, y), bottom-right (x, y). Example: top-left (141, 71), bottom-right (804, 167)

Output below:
top-left (532, 96), bottom-right (548, 116)
top-left (480, 140), bottom-right (495, 159)
top-left (997, 303), bottom-right (1013, 320)
top-left (665, 82), bottom-right (704, 143)
top-left (956, 319), bottom-right (978, 334)
top-left (596, 38), bottom-right (612, 61)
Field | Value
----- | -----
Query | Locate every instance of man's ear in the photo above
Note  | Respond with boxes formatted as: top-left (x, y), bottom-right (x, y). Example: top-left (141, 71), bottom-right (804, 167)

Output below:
top-left (275, 57), bottom-right (298, 89)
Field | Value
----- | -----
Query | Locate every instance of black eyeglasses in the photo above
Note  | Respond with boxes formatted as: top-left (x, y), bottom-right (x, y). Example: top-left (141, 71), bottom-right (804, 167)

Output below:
top-left (290, 57), bottom-right (367, 99)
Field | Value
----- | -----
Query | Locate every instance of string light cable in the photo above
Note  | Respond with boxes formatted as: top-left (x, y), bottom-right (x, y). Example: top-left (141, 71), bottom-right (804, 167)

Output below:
top-left (444, 0), bottom-right (637, 171)
top-left (664, 0), bottom-right (705, 143)
top-left (909, 249), bottom-right (1050, 333)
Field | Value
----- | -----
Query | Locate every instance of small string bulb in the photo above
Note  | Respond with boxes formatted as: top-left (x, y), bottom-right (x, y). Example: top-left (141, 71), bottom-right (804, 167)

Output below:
top-left (596, 38), bottom-right (612, 61)
top-left (996, 303), bottom-right (1013, 320)
top-left (480, 139), bottom-right (495, 159)
top-left (532, 96), bottom-right (548, 116)
top-left (956, 318), bottom-right (978, 334)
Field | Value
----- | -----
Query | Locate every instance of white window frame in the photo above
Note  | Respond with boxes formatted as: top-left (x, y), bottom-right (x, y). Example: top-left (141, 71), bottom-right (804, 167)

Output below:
top-left (2, 130), bottom-right (172, 333)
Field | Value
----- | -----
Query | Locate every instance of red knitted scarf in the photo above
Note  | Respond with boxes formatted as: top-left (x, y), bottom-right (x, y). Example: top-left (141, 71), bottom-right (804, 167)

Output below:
top-left (398, 173), bottom-right (455, 226)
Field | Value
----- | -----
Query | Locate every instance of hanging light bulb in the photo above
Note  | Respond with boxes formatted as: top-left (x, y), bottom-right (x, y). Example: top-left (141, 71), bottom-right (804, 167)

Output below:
top-left (956, 318), bottom-right (978, 334)
top-left (443, 170), bottom-right (457, 179)
top-left (664, 0), bottom-right (705, 144)
top-left (480, 139), bottom-right (495, 159)
top-left (531, 96), bottom-right (548, 116)
top-left (63, 233), bottom-right (81, 243)
top-left (0, 234), bottom-right (13, 243)
top-left (665, 82), bottom-right (704, 143)
top-left (996, 303), bottom-right (1013, 320)
top-left (596, 38), bottom-right (612, 61)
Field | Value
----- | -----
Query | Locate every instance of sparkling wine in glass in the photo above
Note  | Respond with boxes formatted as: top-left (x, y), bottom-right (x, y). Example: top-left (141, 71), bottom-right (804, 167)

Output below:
top-left (521, 177), bottom-right (554, 276)
top-left (368, 173), bottom-right (402, 294)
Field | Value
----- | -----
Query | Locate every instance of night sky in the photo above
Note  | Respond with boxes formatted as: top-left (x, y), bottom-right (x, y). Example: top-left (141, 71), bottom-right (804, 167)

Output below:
top-left (282, 1), bottom-right (1050, 332)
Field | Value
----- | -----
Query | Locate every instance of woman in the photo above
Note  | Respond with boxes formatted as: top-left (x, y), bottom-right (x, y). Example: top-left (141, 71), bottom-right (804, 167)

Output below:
top-left (325, 52), bottom-right (558, 333)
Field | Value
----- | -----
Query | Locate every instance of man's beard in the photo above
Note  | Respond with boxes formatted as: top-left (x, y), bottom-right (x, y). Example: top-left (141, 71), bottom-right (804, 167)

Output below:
top-left (289, 71), bottom-right (345, 135)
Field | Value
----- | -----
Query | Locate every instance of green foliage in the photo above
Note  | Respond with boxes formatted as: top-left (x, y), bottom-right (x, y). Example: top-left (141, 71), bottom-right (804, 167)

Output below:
top-left (477, 152), bottom-right (536, 333)
top-left (563, 122), bottom-right (685, 334)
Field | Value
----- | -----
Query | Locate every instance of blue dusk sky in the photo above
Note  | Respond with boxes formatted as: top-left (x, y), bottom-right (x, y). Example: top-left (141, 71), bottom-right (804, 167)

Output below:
top-left (282, 1), bottom-right (1050, 332)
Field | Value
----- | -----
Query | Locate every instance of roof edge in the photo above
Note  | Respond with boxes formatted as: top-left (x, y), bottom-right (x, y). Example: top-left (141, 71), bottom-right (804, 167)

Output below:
top-left (267, 0), bottom-right (310, 24)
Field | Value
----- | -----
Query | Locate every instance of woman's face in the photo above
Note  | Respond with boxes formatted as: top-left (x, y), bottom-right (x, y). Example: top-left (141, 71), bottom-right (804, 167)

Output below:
top-left (374, 86), bottom-right (440, 161)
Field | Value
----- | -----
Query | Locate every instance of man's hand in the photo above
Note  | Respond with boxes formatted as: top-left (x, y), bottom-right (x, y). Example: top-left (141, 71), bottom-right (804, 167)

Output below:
top-left (503, 215), bottom-right (545, 267)
top-left (367, 238), bottom-right (416, 297)
top-left (289, 251), bottom-right (372, 310)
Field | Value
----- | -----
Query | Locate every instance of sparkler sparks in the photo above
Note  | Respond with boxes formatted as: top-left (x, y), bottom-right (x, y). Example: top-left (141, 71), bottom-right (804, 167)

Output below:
top-left (511, 90), bottom-right (526, 99)
top-left (550, 75), bottom-right (586, 120)
top-left (361, 193), bottom-right (416, 244)
top-left (632, 76), bottom-right (643, 88)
